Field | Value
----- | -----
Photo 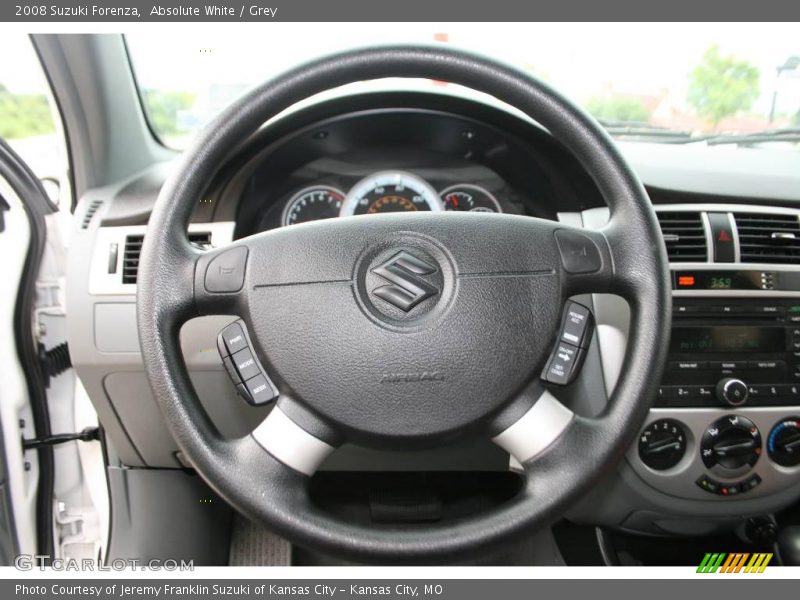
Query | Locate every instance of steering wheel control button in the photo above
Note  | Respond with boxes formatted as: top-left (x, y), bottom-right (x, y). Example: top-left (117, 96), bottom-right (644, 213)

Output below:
top-left (543, 342), bottom-right (583, 385)
top-left (243, 374), bottom-right (278, 406)
top-left (222, 356), bottom-right (241, 384)
top-left (204, 246), bottom-right (248, 293)
top-left (767, 417), bottom-right (800, 467)
top-left (543, 303), bottom-right (593, 385)
top-left (554, 230), bottom-right (601, 274)
top-left (232, 347), bottom-right (260, 382)
top-left (219, 322), bottom-right (247, 356)
top-left (216, 321), bottom-right (279, 406)
top-left (559, 301), bottom-right (594, 348)
top-left (701, 415), bottom-right (762, 474)
top-left (638, 419), bottom-right (687, 471)
top-left (716, 377), bottom-right (748, 406)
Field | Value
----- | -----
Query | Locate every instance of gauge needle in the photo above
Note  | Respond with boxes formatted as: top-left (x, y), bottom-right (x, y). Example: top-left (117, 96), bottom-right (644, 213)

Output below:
top-left (645, 440), bottom-right (681, 454)
top-left (781, 433), bottom-right (800, 451)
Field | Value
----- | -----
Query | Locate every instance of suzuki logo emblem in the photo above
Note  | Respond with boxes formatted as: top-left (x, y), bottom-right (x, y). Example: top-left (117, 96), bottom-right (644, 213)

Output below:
top-left (371, 251), bottom-right (439, 312)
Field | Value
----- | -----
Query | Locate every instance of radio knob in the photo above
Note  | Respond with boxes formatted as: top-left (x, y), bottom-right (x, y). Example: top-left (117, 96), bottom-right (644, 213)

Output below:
top-left (716, 378), bottom-right (748, 407)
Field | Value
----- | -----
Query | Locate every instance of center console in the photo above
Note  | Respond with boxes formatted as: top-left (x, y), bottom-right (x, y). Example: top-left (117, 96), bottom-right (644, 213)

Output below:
top-left (633, 294), bottom-right (800, 500)
top-left (622, 204), bottom-right (800, 503)
top-left (572, 202), bottom-right (800, 512)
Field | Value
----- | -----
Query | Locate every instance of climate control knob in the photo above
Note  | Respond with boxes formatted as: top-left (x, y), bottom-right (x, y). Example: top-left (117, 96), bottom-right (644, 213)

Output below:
top-left (638, 419), bottom-right (687, 471)
top-left (701, 415), bottom-right (761, 474)
top-left (716, 378), bottom-right (748, 407)
top-left (768, 417), bottom-right (800, 467)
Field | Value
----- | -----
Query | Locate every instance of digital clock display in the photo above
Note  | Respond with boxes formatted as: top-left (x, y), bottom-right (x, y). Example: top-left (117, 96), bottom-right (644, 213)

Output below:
top-left (674, 270), bottom-right (773, 290)
top-left (709, 276), bottom-right (733, 289)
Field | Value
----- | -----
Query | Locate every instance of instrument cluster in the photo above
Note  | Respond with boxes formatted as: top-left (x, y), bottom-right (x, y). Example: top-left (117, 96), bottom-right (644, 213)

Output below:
top-left (280, 170), bottom-right (504, 228)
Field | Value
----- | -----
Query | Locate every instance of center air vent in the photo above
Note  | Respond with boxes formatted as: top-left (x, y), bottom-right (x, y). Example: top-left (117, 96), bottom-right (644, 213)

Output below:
top-left (656, 211), bottom-right (708, 262)
top-left (733, 213), bottom-right (800, 264)
top-left (122, 231), bottom-right (211, 285)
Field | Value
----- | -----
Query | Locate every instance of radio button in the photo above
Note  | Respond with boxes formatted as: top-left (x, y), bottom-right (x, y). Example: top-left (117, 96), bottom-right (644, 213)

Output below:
top-left (716, 378), bottom-right (748, 406)
top-left (711, 305), bottom-right (743, 314)
top-left (669, 360), bottom-right (707, 371)
top-left (698, 386), bottom-right (715, 399)
top-left (661, 386), bottom-right (705, 407)
top-left (751, 384), bottom-right (780, 399)
top-left (778, 384), bottom-right (799, 399)
top-left (657, 386), bottom-right (676, 400)
top-left (749, 360), bottom-right (786, 371)
top-left (710, 360), bottom-right (743, 372)
top-left (674, 304), bottom-right (700, 314)
top-left (758, 305), bottom-right (784, 315)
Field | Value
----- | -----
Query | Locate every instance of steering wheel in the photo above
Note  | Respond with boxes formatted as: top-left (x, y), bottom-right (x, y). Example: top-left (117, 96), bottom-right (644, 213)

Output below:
top-left (137, 46), bottom-right (671, 563)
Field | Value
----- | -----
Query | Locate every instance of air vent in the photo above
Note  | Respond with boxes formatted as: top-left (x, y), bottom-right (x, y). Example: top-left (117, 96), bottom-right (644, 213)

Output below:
top-left (734, 212), bottom-right (800, 264)
top-left (656, 211), bottom-right (708, 262)
top-left (188, 231), bottom-right (212, 249)
top-left (80, 199), bottom-right (103, 229)
top-left (122, 234), bottom-right (144, 284)
top-left (122, 231), bottom-right (212, 284)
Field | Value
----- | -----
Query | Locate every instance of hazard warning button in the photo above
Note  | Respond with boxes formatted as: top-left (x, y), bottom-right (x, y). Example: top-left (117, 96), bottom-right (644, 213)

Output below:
top-left (708, 212), bottom-right (736, 263)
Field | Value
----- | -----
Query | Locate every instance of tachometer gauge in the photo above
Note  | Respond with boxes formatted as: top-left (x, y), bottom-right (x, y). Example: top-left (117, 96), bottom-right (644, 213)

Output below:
top-left (440, 184), bottom-right (502, 213)
top-left (282, 186), bottom-right (345, 226)
top-left (341, 171), bottom-right (444, 216)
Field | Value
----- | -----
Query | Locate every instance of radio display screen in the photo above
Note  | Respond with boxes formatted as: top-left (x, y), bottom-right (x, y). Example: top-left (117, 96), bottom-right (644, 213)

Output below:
top-left (670, 326), bottom-right (786, 353)
top-left (673, 270), bottom-right (773, 290)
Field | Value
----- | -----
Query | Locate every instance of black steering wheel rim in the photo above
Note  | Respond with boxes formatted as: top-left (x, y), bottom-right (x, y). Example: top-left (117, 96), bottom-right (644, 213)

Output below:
top-left (137, 45), bottom-right (671, 563)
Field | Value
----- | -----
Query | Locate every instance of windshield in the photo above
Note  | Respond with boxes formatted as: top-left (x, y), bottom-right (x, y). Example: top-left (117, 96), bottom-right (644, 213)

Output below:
top-left (126, 23), bottom-right (800, 150)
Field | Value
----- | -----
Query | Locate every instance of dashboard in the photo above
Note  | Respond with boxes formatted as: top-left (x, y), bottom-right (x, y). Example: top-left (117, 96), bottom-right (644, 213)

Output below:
top-left (205, 94), bottom-right (601, 240)
top-left (66, 90), bottom-right (800, 539)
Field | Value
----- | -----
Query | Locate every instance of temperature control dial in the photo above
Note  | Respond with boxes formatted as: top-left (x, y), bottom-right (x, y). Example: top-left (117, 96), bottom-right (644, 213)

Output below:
top-left (768, 417), bottom-right (800, 467)
top-left (638, 419), bottom-right (687, 470)
top-left (701, 415), bottom-right (761, 474)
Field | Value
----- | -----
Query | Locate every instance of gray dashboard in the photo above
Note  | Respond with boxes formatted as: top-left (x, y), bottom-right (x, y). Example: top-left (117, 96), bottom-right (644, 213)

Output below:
top-left (65, 95), bottom-right (800, 535)
top-left (563, 204), bottom-right (800, 535)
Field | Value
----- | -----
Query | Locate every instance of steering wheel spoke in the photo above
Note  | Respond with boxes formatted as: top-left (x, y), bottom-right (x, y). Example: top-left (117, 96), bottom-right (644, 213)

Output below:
top-left (491, 385), bottom-right (574, 464)
top-left (251, 400), bottom-right (338, 477)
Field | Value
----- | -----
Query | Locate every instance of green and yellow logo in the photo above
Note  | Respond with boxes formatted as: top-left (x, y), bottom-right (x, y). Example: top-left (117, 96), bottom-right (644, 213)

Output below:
top-left (697, 552), bottom-right (773, 573)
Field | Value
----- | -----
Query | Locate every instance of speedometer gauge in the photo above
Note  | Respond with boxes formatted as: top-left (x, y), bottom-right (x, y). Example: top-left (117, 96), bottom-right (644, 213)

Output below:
top-left (440, 184), bottom-right (502, 213)
top-left (282, 186), bottom-right (345, 227)
top-left (341, 171), bottom-right (443, 217)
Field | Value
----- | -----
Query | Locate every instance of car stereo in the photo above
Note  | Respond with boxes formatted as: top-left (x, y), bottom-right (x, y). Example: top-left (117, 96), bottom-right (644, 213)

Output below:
top-left (656, 299), bottom-right (800, 407)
